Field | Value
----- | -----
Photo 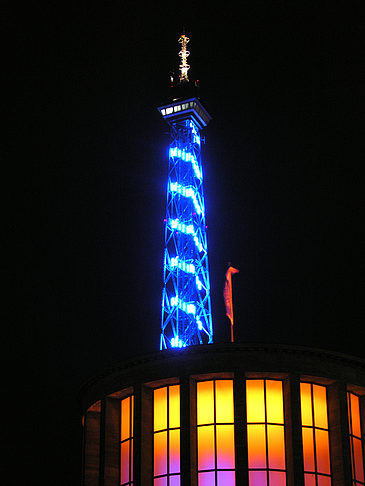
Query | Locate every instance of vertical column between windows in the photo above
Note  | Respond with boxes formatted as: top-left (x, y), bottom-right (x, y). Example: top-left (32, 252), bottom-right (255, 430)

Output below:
top-left (153, 385), bottom-right (181, 486)
top-left (246, 379), bottom-right (286, 486)
top-left (83, 403), bottom-right (101, 486)
top-left (120, 395), bottom-right (134, 486)
top-left (348, 392), bottom-right (365, 485)
top-left (300, 383), bottom-right (331, 486)
top-left (196, 379), bottom-right (236, 486)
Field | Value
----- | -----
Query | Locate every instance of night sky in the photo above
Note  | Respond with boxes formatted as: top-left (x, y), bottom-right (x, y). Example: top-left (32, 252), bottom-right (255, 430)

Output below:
top-left (9, 1), bottom-right (364, 484)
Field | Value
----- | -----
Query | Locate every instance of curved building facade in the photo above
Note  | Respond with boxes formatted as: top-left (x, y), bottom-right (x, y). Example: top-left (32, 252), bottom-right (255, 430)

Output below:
top-left (80, 343), bottom-right (365, 486)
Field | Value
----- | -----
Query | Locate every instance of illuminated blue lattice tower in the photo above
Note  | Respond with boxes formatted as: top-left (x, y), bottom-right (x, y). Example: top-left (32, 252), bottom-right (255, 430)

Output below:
top-left (158, 34), bottom-right (213, 350)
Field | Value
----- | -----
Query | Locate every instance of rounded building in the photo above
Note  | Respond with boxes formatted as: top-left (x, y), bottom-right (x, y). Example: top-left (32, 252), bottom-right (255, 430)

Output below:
top-left (81, 343), bottom-right (365, 486)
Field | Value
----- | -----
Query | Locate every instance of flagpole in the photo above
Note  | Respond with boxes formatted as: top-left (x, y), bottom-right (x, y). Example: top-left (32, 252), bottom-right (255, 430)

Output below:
top-left (224, 264), bottom-right (239, 344)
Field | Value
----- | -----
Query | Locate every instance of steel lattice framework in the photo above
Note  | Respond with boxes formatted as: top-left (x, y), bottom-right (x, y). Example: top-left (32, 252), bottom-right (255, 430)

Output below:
top-left (158, 98), bottom-right (213, 349)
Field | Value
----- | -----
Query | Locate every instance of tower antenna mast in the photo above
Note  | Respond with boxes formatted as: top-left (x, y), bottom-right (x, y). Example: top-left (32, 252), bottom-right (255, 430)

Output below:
top-left (178, 34), bottom-right (190, 83)
top-left (157, 33), bottom-right (213, 349)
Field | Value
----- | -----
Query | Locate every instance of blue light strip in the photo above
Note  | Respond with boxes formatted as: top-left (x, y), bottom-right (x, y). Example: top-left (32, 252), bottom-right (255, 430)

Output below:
top-left (169, 294), bottom-right (205, 334)
top-left (196, 275), bottom-right (203, 290)
top-left (187, 120), bottom-right (201, 145)
top-left (169, 218), bottom-right (204, 252)
top-left (171, 336), bottom-right (185, 348)
top-left (170, 296), bottom-right (196, 315)
top-left (170, 181), bottom-right (204, 215)
top-left (170, 256), bottom-right (203, 290)
top-left (170, 256), bottom-right (195, 274)
top-left (169, 147), bottom-right (202, 180)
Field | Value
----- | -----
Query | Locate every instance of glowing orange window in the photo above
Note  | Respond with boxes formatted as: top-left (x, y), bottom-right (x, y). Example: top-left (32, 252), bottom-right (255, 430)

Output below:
top-left (153, 385), bottom-right (180, 485)
top-left (120, 395), bottom-right (134, 486)
top-left (348, 392), bottom-right (365, 486)
top-left (300, 383), bottom-right (331, 486)
top-left (246, 379), bottom-right (286, 486)
top-left (197, 380), bottom-right (235, 486)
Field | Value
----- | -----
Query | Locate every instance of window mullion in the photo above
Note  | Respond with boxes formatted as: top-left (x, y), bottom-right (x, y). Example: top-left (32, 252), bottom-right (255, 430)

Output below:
top-left (264, 380), bottom-right (269, 486)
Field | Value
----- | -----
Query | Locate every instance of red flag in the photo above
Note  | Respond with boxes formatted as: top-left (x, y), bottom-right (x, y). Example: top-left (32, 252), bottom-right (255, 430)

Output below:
top-left (223, 266), bottom-right (239, 340)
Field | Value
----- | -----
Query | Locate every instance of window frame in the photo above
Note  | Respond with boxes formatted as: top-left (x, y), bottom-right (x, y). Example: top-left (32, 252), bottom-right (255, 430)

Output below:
top-left (120, 394), bottom-right (134, 486)
top-left (300, 381), bottom-right (332, 486)
top-left (348, 390), bottom-right (365, 486)
top-left (246, 378), bottom-right (287, 486)
top-left (152, 383), bottom-right (181, 485)
top-left (195, 378), bottom-right (236, 485)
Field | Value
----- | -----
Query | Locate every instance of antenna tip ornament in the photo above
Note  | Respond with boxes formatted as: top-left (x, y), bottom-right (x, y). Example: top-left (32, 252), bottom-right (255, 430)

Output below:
top-left (178, 33), bottom-right (190, 83)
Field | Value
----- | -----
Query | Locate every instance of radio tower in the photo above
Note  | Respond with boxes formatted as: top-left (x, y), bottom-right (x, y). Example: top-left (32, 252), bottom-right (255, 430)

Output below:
top-left (158, 34), bottom-right (213, 349)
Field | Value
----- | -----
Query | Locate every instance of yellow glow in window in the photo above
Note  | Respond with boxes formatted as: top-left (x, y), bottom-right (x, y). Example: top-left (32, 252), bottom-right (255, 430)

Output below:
top-left (302, 427), bottom-right (315, 472)
top-left (154, 387), bottom-right (167, 431)
top-left (169, 385), bottom-right (180, 429)
top-left (197, 381), bottom-right (214, 425)
top-left (301, 383), bottom-right (313, 427)
top-left (315, 429), bottom-right (331, 475)
top-left (216, 424), bottom-right (235, 469)
top-left (215, 380), bottom-right (234, 423)
top-left (154, 431), bottom-right (167, 476)
top-left (247, 423), bottom-right (266, 469)
top-left (266, 380), bottom-right (284, 424)
top-left (121, 396), bottom-right (131, 441)
top-left (267, 424), bottom-right (285, 470)
top-left (197, 425), bottom-right (215, 470)
top-left (350, 392), bottom-right (361, 437)
top-left (313, 385), bottom-right (328, 429)
top-left (246, 379), bottom-right (265, 423)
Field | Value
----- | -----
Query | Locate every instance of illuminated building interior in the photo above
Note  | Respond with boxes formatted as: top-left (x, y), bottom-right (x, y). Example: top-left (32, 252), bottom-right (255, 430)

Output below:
top-left (81, 344), bottom-right (365, 486)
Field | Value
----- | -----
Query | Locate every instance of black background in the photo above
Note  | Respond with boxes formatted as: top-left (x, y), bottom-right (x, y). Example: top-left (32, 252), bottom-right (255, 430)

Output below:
top-left (7, 1), bottom-right (364, 484)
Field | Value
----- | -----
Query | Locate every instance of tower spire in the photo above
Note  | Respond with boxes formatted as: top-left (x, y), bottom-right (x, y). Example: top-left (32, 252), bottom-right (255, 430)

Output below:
top-left (178, 33), bottom-right (190, 84)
